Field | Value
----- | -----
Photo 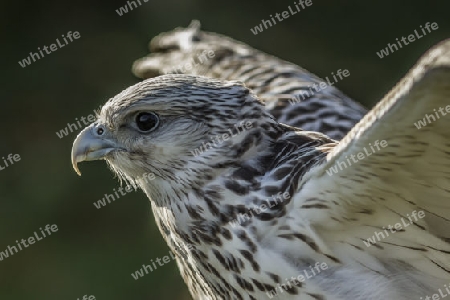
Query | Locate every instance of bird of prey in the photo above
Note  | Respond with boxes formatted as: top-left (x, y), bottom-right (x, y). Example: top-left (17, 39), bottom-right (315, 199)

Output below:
top-left (71, 23), bottom-right (450, 300)
top-left (132, 21), bottom-right (366, 141)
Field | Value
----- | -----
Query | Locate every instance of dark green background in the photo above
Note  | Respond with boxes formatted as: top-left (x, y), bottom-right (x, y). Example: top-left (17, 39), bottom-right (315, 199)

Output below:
top-left (1, 1), bottom-right (449, 299)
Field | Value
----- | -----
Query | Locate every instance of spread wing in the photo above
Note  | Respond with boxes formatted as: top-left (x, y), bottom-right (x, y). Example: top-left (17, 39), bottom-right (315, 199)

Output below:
top-left (297, 39), bottom-right (450, 283)
top-left (132, 21), bottom-right (366, 140)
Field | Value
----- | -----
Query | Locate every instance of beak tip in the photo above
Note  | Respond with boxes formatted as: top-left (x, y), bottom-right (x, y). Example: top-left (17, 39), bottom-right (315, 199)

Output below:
top-left (71, 147), bottom-right (85, 176)
top-left (74, 167), bottom-right (82, 176)
top-left (72, 156), bottom-right (83, 176)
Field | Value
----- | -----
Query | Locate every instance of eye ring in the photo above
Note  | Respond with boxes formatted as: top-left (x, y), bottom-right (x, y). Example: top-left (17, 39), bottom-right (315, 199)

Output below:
top-left (135, 112), bottom-right (160, 132)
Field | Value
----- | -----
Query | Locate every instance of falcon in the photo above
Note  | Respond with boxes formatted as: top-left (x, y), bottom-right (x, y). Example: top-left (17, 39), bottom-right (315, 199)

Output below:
top-left (71, 28), bottom-right (450, 299)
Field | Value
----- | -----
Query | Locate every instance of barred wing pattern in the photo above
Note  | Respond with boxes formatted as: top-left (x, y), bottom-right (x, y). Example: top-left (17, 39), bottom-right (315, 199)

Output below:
top-left (132, 21), bottom-right (366, 140)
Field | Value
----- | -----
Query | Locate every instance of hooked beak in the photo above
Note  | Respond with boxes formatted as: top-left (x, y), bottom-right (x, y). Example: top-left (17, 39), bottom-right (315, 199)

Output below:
top-left (71, 124), bottom-right (123, 176)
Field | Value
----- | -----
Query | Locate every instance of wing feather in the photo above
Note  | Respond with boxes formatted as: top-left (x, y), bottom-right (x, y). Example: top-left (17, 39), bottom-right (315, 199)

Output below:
top-left (295, 39), bottom-right (450, 282)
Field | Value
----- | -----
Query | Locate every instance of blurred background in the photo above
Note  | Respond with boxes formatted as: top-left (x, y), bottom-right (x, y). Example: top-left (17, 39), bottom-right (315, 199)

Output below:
top-left (1, 1), bottom-right (449, 299)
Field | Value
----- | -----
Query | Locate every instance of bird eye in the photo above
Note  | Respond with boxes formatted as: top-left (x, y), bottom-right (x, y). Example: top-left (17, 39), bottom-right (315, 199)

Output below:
top-left (135, 112), bottom-right (159, 132)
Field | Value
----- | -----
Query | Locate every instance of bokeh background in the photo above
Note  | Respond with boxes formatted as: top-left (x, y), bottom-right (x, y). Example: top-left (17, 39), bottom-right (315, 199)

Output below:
top-left (1, 1), bottom-right (449, 299)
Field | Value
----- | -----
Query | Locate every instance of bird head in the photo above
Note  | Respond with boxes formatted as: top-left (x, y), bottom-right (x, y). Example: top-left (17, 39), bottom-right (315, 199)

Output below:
top-left (71, 75), bottom-right (280, 201)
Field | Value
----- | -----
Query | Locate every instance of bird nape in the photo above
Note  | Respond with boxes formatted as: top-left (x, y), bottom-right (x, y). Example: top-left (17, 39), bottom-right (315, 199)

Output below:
top-left (71, 22), bottom-right (450, 300)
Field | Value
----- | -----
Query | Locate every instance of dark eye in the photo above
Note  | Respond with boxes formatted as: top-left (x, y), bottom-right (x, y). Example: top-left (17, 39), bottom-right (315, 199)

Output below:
top-left (135, 112), bottom-right (159, 132)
